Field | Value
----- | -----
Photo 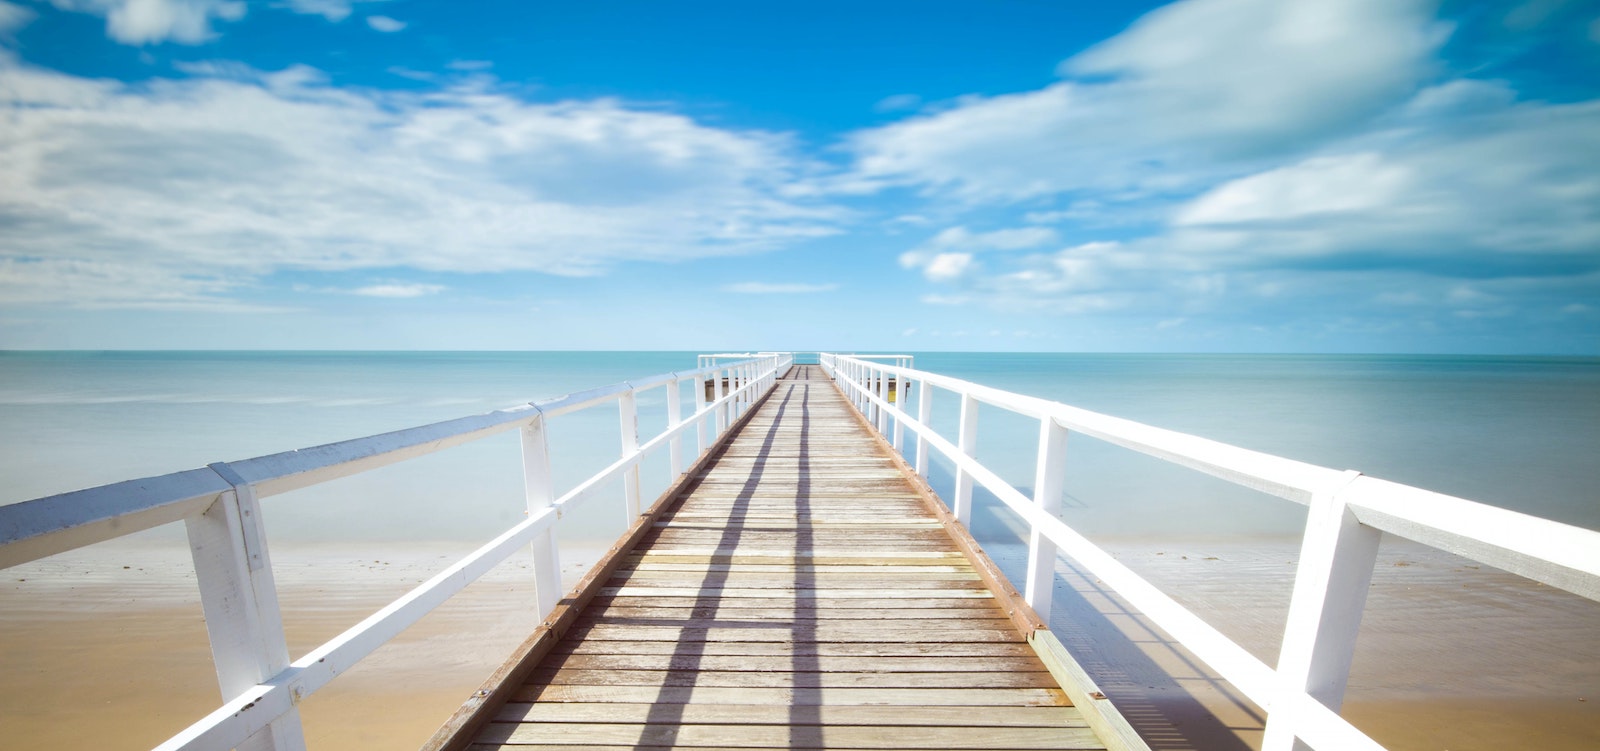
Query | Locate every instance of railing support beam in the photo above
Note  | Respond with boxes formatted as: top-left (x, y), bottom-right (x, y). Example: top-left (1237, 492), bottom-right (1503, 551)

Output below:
top-left (521, 414), bottom-right (563, 619)
top-left (1025, 418), bottom-right (1068, 618)
top-left (188, 463), bottom-right (305, 751)
top-left (1263, 471), bottom-right (1378, 751)
top-left (954, 393), bottom-right (978, 525)
top-left (619, 388), bottom-right (642, 519)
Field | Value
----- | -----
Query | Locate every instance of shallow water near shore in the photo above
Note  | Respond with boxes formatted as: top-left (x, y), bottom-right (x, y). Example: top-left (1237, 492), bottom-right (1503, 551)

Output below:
top-left (2, 351), bottom-right (1597, 748)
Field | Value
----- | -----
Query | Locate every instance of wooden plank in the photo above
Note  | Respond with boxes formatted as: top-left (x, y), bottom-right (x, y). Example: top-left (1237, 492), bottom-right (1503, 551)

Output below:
top-left (547, 640), bottom-right (1039, 659)
top-left (563, 624), bottom-right (1021, 644)
top-left (526, 669), bottom-right (1059, 689)
top-left (594, 586), bottom-right (995, 599)
top-left (492, 702), bottom-right (1088, 727)
top-left (512, 685), bottom-right (1072, 707)
top-left (539, 653), bottom-right (1049, 673)
top-left (475, 722), bottom-right (1105, 749)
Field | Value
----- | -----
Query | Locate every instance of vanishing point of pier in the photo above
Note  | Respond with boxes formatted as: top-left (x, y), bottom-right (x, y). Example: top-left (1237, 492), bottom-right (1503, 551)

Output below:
top-left (428, 365), bottom-right (1126, 750)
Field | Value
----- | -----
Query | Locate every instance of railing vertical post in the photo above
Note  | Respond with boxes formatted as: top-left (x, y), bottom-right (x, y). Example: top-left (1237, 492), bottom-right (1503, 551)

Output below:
top-left (1025, 417), bottom-right (1068, 618)
top-left (876, 366), bottom-right (889, 434)
top-left (954, 393), bottom-right (978, 525)
top-left (188, 464), bottom-right (305, 751)
top-left (1263, 471), bottom-right (1378, 751)
top-left (667, 376), bottom-right (684, 477)
top-left (915, 378), bottom-right (932, 478)
top-left (695, 372), bottom-right (709, 454)
top-left (619, 387), bottom-right (642, 518)
top-left (713, 367), bottom-right (727, 437)
top-left (891, 377), bottom-right (905, 453)
top-left (520, 414), bottom-right (563, 618)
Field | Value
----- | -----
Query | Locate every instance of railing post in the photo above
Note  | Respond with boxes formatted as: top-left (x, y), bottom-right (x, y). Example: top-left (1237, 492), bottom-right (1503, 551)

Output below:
top-left (1025, 417), bottom-right (1068, 618)
top-left (713, 367), bottom-right (727, 437)
top-left (1263, 470), bottom-right (1378, 751)
top-left (891, 377), bottom-right (905, 453)
top-left (666, 376), bottom-right (684, 477)
top-left (954, 392), bottom-right (978, 525)
top-left (695, 372), bottom-right (709, 454)
top-left (876, 366), bottom-right (889, 434)
top-left (619, 387), bottom-right (642, 518)
top-left (915, 378), bottom-right (932, 478)
top-left (520, 414), bottom-right (563, 618)
top-left (188, 463), bottom-right (306, 751)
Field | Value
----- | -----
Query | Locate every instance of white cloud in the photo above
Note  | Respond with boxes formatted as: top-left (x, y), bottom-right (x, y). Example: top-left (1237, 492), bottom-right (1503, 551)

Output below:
top-left (847, 0), bottom-right (1446, 201)
top-left (0, 61), bottom-right (838, 309)
top-left (921, 225), bottom-right (1058, 252)
top-left (276, 0), bottom-right (388, 22)
top-left (350, 282), bottom-right (444, 298)
top-left (49, 0), bottom-right (246, 45)
top-left (721, 282), bottom-right (839, 294)
top-left (0, 1), bottom-right (35, 38)
top-left (919, 252), bottom-right (974, 282)
top-left (365, 14), bottom-right (403, 32)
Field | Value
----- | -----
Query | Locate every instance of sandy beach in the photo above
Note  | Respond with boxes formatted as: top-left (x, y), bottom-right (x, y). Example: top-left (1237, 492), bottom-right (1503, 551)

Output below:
top-left (2, 536), bottom-right (1596, 750)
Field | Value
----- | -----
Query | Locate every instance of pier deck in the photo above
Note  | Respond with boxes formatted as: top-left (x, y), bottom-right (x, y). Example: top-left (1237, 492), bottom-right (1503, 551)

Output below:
top-left (443, 365), bottom-right (1116, 750)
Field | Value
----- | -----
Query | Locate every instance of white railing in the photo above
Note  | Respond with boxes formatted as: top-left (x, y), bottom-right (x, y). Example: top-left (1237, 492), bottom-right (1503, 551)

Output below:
top-left (0, 353), bottom-right (792, 751)
top-left (821, 353), bottom-right (1600, 751)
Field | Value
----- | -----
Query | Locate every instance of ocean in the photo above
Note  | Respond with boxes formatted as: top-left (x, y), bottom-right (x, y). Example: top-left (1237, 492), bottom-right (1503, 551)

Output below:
top-left (3, 351), bottom-right (1597, 548)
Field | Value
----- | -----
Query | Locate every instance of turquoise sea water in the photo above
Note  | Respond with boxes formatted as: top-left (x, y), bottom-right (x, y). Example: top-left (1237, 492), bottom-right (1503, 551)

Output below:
top-left (2, 352), bottom-right (1596, 546)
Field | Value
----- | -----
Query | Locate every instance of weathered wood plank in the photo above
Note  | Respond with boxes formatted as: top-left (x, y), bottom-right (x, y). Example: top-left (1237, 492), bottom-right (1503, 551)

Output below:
top-left (547, 640), bottom-right (1038, 659)
top-left (539, 653), bottom-right (1049, 674)
top-left (512, 685), bottom-right (1072, 707)
top-left (492, 702), bottom-right (1088, 727)
top-left (526, 668), bottom-right (1059, 689)
top-left (475, 722), bottom-right (1105, 749)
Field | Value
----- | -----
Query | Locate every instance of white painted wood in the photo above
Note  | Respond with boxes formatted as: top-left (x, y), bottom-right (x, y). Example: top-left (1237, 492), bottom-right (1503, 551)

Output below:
top-left (954, 392), bottom-right (978, 526)
top-left (666, 377), bottom-right (684, 477)
top-left (1346, 475), bottom-right (1600, 599)
top-left (0, 469), bottom-right (228, 569)
top-left (521, 415), bottom-right (563, 619)
top-left (188, 463), bottom-right (304, 751)
top-left (892, 378), bottom-right (905, 453)
top-left (694, 373), bottom-right (709, 456)
top-left (1263, 471), bottom-right (1377, 751)
top-left (1024, 417), bottom-right (1068, 617)
top-left (915, 379), bottom-right (931, 478)
top-left (713, 367), bottom-right (727, 437)
top-left (618, 388), bottom-right (642, 519)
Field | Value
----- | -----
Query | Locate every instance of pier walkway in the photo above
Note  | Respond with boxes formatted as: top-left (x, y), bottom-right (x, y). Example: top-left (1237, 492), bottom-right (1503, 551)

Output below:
top-left (436, 366), bottom-right (1121, 750)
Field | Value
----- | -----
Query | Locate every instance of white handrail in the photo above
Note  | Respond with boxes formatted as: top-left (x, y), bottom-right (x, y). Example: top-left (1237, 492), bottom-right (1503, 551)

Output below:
top-left (821, 353), bottom-right (1600, 751)
top-left (0, 353), bottom-right (793, 751)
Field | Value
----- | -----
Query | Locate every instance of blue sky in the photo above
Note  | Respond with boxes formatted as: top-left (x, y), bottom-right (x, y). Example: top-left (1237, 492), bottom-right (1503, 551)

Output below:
top-left (1, 0), bottom-right (1597, 352)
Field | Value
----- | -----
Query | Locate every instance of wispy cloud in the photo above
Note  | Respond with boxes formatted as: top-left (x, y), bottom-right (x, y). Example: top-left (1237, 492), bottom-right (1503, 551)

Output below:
top-left (722, 282), bottom-right (839, 294)
top-left (349, 282), bottom-right (444, 298)
top-left (48, 0), bottom-right (247, 45)
top-left (860, 0), bottom-right (1600, 339)
top-left (0, 1), bottom-right (34, 39)
top-left (365, 14), bottom-right (403, 32)
top-left (0, 61), bottom-right (839, 309)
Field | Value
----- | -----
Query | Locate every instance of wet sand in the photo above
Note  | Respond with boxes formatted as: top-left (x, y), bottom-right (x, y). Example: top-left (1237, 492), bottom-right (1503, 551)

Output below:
top-left (3, 537), bottom-right (1597, 750)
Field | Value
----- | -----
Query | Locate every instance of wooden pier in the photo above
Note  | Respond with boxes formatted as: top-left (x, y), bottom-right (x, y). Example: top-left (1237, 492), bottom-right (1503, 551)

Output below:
top-left (429, 365), bottom-right (1137, 751)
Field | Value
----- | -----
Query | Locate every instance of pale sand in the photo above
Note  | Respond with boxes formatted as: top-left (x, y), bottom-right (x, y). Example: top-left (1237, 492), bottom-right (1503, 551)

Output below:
top-left (0, 539), bottom-right (607, 750)
top-left (2, 537), bottom-right (1596, 750)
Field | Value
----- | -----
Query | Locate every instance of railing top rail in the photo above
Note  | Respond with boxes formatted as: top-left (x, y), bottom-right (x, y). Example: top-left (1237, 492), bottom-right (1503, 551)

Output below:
top-left (821, 352), bottom-right (1600, 601)
top-left (824, 353), bottom-right (1340, 503)
top-left (0, 354), bottom-right (781, 571)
